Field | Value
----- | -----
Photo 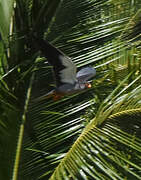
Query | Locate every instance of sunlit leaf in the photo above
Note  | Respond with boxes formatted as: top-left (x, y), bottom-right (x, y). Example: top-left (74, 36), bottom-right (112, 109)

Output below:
top-left (0, 0), bottom-right (14, 42)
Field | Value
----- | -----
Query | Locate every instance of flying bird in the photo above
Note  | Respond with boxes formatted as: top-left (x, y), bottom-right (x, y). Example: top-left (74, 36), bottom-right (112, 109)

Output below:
top-left (34, 37), bottom-right (96, 101)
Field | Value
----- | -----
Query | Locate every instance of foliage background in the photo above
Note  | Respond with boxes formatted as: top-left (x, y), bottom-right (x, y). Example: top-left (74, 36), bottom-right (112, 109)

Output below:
top-left (0, 0), bottom-right (141, 180)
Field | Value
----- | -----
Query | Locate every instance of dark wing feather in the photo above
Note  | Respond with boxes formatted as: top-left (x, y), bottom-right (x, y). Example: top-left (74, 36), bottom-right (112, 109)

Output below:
top-left (34, 37), bottom-right (77, 87)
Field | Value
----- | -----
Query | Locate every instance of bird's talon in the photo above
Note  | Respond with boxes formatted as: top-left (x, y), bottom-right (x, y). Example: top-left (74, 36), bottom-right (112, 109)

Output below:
top-left (53, 92), bottom-right (64, 101)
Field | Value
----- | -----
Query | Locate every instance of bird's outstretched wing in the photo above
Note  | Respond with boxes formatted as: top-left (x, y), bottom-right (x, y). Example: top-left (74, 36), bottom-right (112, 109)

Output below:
top-left (58, 55), bottom-right (77, 85)
top-left (34, 37), bottom-right (77, 87)
top-left (76, 67), bottom-right (96, 82)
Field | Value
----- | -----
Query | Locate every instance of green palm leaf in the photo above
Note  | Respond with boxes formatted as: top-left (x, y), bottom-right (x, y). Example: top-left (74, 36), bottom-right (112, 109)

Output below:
top-left (0, 0), bottom-right (14, 42)
top-left (49, 75), bottom-right (141, 180)
top-left (0, 0), bottom-right (141, 180)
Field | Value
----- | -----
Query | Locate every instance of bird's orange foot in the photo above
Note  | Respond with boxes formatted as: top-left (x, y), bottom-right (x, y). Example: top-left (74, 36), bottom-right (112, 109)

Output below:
top-left (52, 92), bottom-right (64, 101)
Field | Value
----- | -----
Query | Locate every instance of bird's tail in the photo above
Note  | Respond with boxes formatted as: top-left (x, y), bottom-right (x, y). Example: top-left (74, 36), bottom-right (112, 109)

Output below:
top-left (34, 90), bottom-right (55, 102)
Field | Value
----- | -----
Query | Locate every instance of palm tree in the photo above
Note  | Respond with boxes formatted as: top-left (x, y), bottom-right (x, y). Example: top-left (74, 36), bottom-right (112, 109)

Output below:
top-left (0, 0), bottom-right (141, 179)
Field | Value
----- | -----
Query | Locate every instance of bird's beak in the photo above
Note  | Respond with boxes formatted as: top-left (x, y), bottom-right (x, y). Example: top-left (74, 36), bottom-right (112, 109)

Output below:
top-left (85, 83), bottom-right (92, 88)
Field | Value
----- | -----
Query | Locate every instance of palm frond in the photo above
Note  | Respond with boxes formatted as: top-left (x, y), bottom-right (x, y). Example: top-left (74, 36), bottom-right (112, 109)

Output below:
top-left (120, 9), bottom-right (141, 46)
top-left (49, 77), bottom-right (141, 180)
top-left (0, 0), bottom-right (141, 180)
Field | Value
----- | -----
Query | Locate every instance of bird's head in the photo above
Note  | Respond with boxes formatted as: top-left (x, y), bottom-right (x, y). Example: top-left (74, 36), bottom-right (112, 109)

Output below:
top-left (76, 67), bottom-right (96, 90)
